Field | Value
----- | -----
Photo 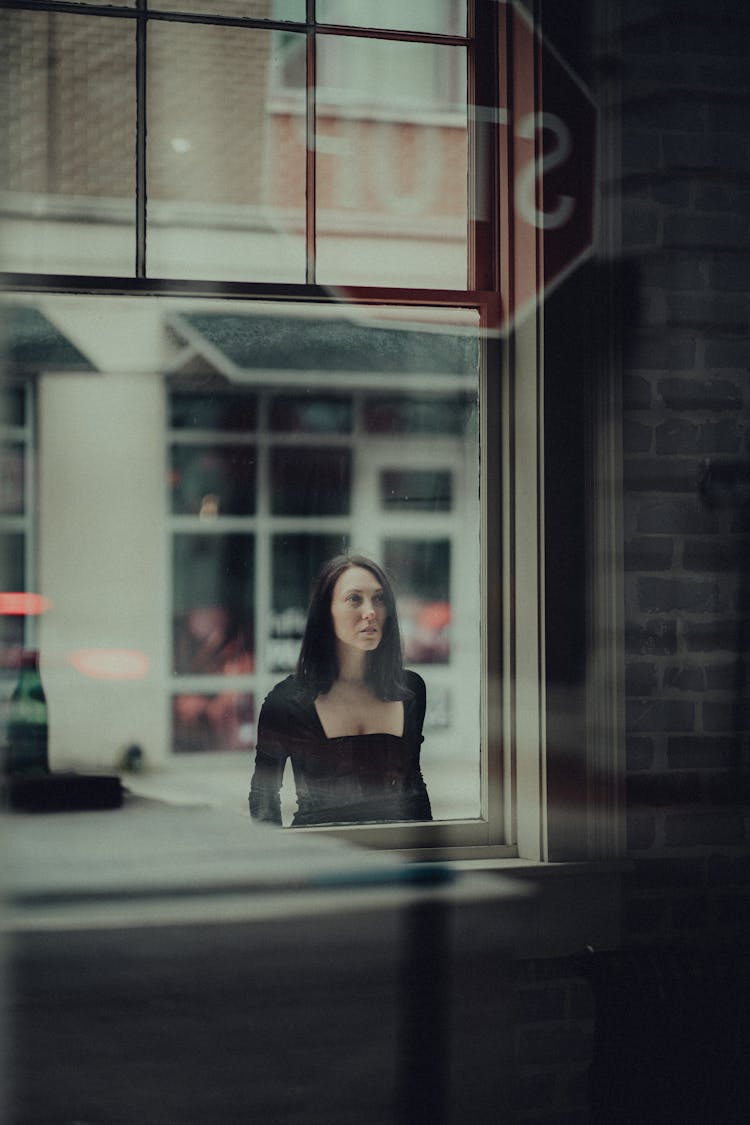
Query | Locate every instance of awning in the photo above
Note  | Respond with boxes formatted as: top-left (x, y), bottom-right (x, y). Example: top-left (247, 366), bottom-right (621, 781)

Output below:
top-left (165, 310), bottom-right (478, 391)
top-left (2, 305), bottom-right (97, 376)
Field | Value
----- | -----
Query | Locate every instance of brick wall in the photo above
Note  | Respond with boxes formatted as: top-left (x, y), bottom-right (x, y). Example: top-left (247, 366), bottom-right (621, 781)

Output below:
top-left (507, 3), bottom-right (750, 1120)
top-left (618, 0), bottom-right (750, 948)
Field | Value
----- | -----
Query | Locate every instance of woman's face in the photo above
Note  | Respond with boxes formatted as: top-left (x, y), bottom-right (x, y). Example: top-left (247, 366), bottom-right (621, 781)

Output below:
top-left (329, 565), bottom-right (388, 655)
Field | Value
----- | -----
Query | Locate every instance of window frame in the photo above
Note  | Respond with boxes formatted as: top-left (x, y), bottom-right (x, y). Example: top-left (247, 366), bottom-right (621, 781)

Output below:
top-left (1, 0), bottom-right (623, 863)
top-left (1, 0), bottom-right (509, 854)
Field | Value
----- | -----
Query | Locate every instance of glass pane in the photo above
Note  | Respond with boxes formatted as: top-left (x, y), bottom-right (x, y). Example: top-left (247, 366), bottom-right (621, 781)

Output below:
top-left (269, 394), bottom-right (352, 434)
top-left (315, 37), bottom-right (467, 288)
top-left (169, 444), bottom-right (257, 516)
top-left (147, 24), bottom-right (305, 281)
top-left (268, 532), bottom-right (348, 672)
top-left (0, 617), bottom-right (25, 658)
top-left (0, 11), bottom-right (136, 276)
top-left (167, 306), bottom-right (477, 374)
top-left (0, 530), bottom-right (25, 592)
top-left (384, 539), bottom-right (451, 664)
top-left (172, 533), bottom-right (255, 675)
top-left (169, 391), bottom-right (257, 432)
top-left (155, 0), bottom-right (304, 18)
top-left (4, 295), bottom-right (482, 827)
top-left (173, 691), bottom-right (255, 754)
top-left (317, 0), bottom-right (466, 35)
top-left (270, 446), bottom-right (351, 515)
top-left (1, 443), bottom-right (25, 516)
top-left (364, 394), bottom-right (476, 435)
top-left (380, 469), bottom-right (452, 512)
top-left (0, 531), bottom-right (26, 653)
top-left (0, 386), bottom-right (26, 428)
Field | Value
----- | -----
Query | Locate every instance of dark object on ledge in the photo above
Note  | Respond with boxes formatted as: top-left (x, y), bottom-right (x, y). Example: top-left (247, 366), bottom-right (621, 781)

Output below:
top-left (5, 772), bottom-right (123, 813)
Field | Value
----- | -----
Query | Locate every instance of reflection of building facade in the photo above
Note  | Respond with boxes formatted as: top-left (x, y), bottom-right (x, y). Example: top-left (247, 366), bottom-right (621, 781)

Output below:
top-left (1, 298), bottom-right (481, 819)
top-left (164, 309), bottom-right (479, 784)
top-left (1, 4), bottom-right (467, 286)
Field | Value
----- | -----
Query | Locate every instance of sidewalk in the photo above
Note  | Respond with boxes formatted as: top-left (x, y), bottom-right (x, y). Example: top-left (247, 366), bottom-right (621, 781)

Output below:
top-left (122, 752), bottom-right (253, 818)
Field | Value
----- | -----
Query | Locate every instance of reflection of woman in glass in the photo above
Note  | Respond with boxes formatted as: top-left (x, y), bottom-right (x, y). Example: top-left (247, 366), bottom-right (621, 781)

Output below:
top-left (249, 554), bottom-right (432, 826)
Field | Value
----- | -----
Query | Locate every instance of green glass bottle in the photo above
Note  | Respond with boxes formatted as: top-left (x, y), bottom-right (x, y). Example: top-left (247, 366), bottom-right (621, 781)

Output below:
top-left (4, 649), bottom-right (49, 776)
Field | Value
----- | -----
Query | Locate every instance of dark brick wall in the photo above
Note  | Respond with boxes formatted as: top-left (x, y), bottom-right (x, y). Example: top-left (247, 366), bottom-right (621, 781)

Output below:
top-left (617, 0), bottom-right (750, 948)
top-left (511, 2), bottom-right (750, 1121)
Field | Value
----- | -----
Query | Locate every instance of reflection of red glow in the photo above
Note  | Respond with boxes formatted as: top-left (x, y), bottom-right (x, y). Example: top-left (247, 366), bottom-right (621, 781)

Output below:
top-left (0, 592), bottom-right (53, 616)
top-left (67, 649), bottom-right (151, 681)
top-left (418, 601), bottom-right (451, 631)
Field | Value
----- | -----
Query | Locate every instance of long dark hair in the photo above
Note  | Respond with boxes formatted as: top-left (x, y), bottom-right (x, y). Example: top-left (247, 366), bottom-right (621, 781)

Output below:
top-left (296, 554), bottom-right (408, 700)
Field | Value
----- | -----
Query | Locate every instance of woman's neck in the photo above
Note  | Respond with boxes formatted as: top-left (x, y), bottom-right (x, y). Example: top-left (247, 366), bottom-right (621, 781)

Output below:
top-left (335, 643), bottom-right (368, 687)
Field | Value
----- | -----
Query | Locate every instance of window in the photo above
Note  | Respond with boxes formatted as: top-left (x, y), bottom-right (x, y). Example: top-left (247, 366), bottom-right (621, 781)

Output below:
top-left (164, 302), bottom-right (481, 825)
top-left (272, 0), bottom-right (467, 183)
top-left (0, 305), bottom-right (96, 657)
top-left (0, 385), bottom-right (32, 656)
top-left (2, 1), bottom-right (605, 860)
top-left (0, 0), bottom-right (470, 288)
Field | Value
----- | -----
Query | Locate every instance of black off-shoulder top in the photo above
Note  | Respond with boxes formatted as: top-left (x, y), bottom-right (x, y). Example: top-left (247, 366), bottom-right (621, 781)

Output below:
top-left (248, 670), bottom-right (432, 827)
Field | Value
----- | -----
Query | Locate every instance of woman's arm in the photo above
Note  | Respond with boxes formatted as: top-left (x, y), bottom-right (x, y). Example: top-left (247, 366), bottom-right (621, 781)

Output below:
top-left (403, 670), bottom-right (432, 821)
top-left (404, 768), bottom-right (432, 821)
top-left (248, 687), bottom-right (293, 825)
top-left (248, 747), bottom-right (286, 825)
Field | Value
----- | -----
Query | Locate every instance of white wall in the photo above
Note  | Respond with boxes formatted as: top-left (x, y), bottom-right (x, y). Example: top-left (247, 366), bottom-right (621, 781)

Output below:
top-left (38, 371), bottom-right (168, 771)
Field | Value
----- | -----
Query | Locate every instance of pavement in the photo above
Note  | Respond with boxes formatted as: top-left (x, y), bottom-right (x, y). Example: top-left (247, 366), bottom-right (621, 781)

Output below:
top-left (119, 750), bottom-right (254, 819)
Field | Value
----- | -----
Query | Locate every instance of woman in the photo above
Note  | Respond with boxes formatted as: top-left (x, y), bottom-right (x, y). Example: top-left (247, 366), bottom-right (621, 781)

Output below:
top-left (249, 554), bottom-right (432, 827)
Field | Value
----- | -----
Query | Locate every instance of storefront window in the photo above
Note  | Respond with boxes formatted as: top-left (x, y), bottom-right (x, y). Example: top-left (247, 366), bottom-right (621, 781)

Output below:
top-left (384, 539), bottom-right (452, 665)
top-left (269, 532), bottom-right (349, 672)
top-left (380, 469), bottom-right (452, 513)
top-left (172, 690), bottom-right (255, 754)
top-left (2, 0), bottom-right (497, 839)
top-left (170, 445), bottom-right (257, 518)
top-left (0, 386), bottom-right (30, 654)
top-left (163, 299), bottom-right (480, 823)
top-left (270, 446), bottom-right (352, 516)
top-left (269, 395), bottom-right (352, 435)
top-left (172, 532), bottom-right (255, 676)
top-left (168, 391), bottom-right (257, 432)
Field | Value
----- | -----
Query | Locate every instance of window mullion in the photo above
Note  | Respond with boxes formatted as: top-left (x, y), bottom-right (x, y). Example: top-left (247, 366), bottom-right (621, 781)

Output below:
top-left (135, 0), bottom-right (147, 278)
top-left (305, 0), bottom-right (316, 285)
top-left (469, 0), bottom-right (500, 293)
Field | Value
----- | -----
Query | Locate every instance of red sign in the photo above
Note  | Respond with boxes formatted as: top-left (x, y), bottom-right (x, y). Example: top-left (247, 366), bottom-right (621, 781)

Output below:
top-left (499, 0), bottom-right (598, 330)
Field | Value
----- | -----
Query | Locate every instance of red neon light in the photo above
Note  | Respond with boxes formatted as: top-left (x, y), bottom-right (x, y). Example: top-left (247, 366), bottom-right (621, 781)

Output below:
top-left (0, 592), bottom-right (53, 616)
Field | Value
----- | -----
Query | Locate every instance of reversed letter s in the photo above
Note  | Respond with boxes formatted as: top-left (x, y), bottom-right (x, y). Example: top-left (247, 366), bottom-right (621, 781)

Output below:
top-left (515, 112), bottom-right (575, 231)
